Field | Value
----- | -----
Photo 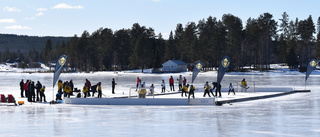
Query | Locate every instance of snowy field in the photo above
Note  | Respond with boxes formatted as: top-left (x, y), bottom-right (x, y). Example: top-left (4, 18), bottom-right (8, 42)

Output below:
top-left (1, 65), bottom-right (320, 137)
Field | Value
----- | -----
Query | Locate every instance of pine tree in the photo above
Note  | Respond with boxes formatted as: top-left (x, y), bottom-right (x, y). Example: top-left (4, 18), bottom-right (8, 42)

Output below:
top-left (314, 17), bottom-right (320, 59)
top-left (78, 31), bottom-right (90, 72)
top-left (164, 31), bottom-right (175, 60)
top-left (297, 15), bottom-right (315, 67)
top-left (66, 35), bottom-right (78, 71)
top-left (287, 47), bottom-right (298, 68)
top-left (279, 12), bottom-right (290, 40)
top-left (174, 24), bottom-right (184, 60)
top-left (43, 39), bottom-right (52, 67)
top-left (222, 14), bottom-right (243, 69)
top-left (114, 29), bottom-right (131, 70)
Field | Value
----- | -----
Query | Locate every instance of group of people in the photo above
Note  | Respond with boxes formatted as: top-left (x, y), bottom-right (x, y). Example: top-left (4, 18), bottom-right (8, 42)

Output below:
top-left (179, 81), bottom-right (224, 99)
top-left (56, 79), bottom-right (74, 100)
top-left (54, 78), bottom-right (117, 100)
top-left (19, 79), bottom-right (46, 102)
top-left (201, 79), bottom-right (249, 97)
top-left (18, 78), bottom-right (118, 102)
top-left (168, 75), bottom-right (187, 92)
top-left (19, 76), bottom-right (248, 101)
top-left (141, 75), bottom-right (249, 99)
top-left (137, 76), bottom-right (187, 97)
top-left (136, 75), bottom-right (239, 99)
top-left (80, 79), bottom-right (103, 98)
top-left (180, 84), bottom-right (196, 99)
top-left (159, 75), bottom-right (187, 93)
top-left (136, 77), bottom-right (154, 98)
top-left (81, 78), bottom-right (116, 98)
top-left (203, 81), bottom-right (222, 97)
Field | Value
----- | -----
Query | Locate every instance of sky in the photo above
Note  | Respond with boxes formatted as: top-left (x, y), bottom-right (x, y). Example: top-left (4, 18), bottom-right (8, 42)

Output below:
top-left (0, 0), bottom-right (319, 39)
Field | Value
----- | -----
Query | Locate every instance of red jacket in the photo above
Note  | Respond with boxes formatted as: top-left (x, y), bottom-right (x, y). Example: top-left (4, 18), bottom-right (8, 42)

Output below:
top-left (23, 82), bottom-right (29, 90)
top-left (169, 78), bottom-right (174, 84)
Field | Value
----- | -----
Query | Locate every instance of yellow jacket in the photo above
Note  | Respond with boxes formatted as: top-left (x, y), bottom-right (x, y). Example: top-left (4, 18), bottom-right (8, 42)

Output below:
top-left (182, 86), bottom-right (188, 92)
top-left (98, 85), bottom-right (102, 92)
top-left (58, 82), bottom-right (63, 91)
top-left (64, 86), bottom-right (71, 94)
top-left (241, 81), bottom-right (247, 87)
top-left (83, 86), bottom-right (88, 93)
top-left (189, 86), bottom-right (195, 92)
top-left (204, 85), bottom-right (210, 90)
top-left (139, 89), bottom-right (146, 94)
top-left (40, 87), bottom-right (45, 92)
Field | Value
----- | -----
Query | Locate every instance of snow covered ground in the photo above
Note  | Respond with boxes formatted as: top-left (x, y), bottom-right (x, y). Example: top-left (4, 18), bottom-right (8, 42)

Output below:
top-left (1, 64), bottom-right (320, 136)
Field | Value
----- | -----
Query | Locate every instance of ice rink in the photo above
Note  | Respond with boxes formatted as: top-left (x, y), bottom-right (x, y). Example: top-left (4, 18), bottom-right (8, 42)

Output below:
top-left (1, 69), bottom-right (320, 136)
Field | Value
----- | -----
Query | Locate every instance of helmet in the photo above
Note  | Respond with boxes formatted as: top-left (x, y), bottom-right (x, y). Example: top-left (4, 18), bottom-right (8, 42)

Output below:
top-left (43, 85), bottom-right (46, 88)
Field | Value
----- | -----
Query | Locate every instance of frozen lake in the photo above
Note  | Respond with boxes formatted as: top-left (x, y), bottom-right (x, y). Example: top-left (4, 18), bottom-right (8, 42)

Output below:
top-left (1, 71), bottom-right (320, 136)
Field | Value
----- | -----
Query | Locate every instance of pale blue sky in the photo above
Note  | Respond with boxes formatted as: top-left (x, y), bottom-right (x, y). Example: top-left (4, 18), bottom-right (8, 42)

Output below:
top-left (0, 0), bottom-right (319, 39)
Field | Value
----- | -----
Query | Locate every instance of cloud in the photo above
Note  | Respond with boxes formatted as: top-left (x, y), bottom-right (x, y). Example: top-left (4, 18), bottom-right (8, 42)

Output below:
top-left (52, 3), bottom-right (84, 9)
top-left (37, 8), bottom-right (48, 12)
top-left (36, 12), bottom-right (44, 16)
top-left (24, 17), bottom-right (35, 20)
top-left (152, 0), bottom-right (161, 2)
top-left (0, 19), bottom-right (16, 23)
top-left (3, 6), bottom-right (21, 12)
top-left (5, 25), bottom-right (32, 30)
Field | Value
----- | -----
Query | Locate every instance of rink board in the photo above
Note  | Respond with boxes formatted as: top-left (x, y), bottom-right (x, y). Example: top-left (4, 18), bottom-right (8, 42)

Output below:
top-left (64, 97), bottom-right (215, 106)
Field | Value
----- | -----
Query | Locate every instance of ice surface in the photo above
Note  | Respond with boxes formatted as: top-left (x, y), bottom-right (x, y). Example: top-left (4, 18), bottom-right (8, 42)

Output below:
top-left (1, 69), bottom-right (320, 136)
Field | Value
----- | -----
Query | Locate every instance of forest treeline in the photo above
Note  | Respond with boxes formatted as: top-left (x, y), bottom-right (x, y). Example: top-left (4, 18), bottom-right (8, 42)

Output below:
top-left (1, 12), bottom-right (320, 72)
top-left (0, 34), bottom-right (70, 52)
top-left (0, 34), bottom-right (70, 65)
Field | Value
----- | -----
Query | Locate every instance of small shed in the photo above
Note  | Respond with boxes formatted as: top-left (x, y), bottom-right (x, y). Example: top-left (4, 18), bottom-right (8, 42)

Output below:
top-left (162, 60), bottom-right (187, 72)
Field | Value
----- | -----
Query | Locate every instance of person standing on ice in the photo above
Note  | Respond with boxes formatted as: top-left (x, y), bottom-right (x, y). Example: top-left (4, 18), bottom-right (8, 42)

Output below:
top-left (188, 84), bottom-right (195, 99)
top-left (64, 82), bottom-right (71, 98)
top-left (177, 75), bottom-right (183, 91)
top-left (136, 77), bottom-right (140, 91)
top-left (169, 76), bottom-right (174, 91)
top-left (23, 80), bottom-right (29, 98)
top-left (85, 79), bottom-right (91, 97)
top-left (183, 77), bottom-right (187, 86)
top-left (228, 83), bottom-right (235, 95)
top-left (63, 81), bottom-right (68, 97)
top-left (69, 80), bottom-right (74, 94)
top-left (209, 82), bottom-right (215, 97)
top-left (20, 79), bottom-right (24, 98)
top-left (212, 81), bottom-right (222, 97)
top-left (97, 82), bottom-right (102, 98)
top-left (40, 85), bottom-right (46, 102)
top-left (58, 80), bottom-right (63, 95)
top-left (83, 83), bottom-right (88, 98)
top-left (241, 78), bottom-right (248, 92)
top-left (138, 79), bottom-right (142, 88)
top-left (112, 78), bottom-right (116, 94)
top-left (181, 84), bottom-right (189, 97)
top-left (27, 80), bottom-right (33, 102)
top-left (149, 84), bottom-right (154, 95)
top-left (36, 81), bottom-right (42, 101)
top-left (30, 81), bottom-right (36, 102)
top-left (161, 79), bottom-right (165, 93)
top-left (138, 84), bottom-right (146, 98)
top-left (203, 81), bottom-right (211, 97)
